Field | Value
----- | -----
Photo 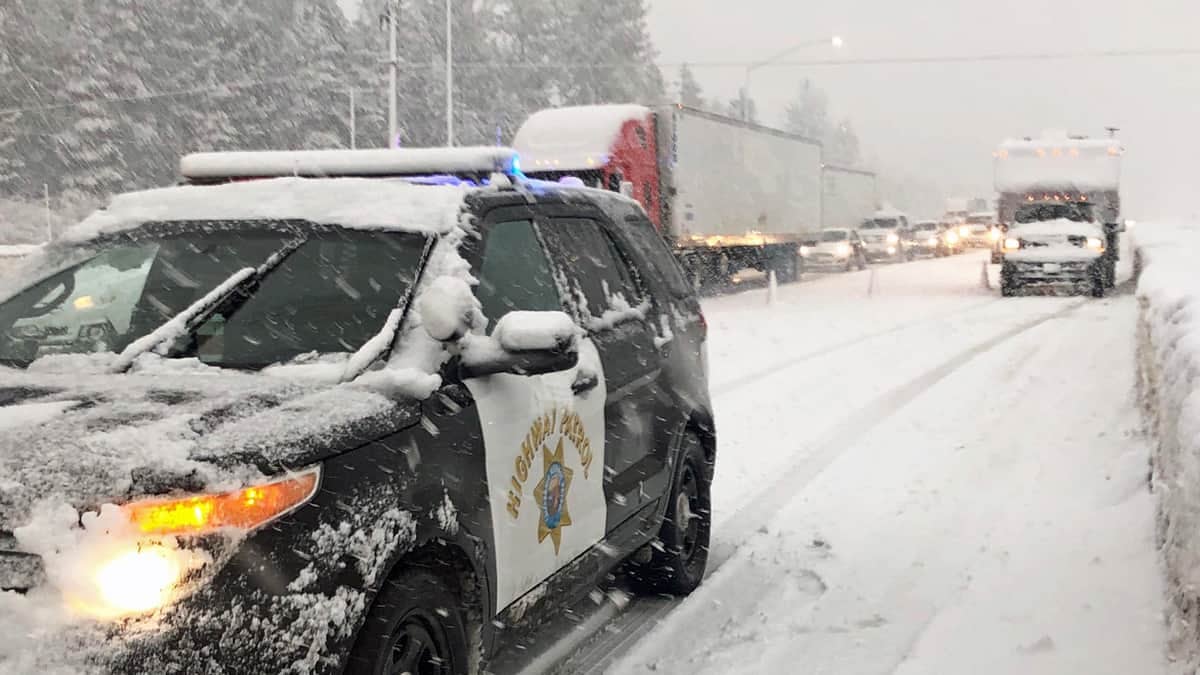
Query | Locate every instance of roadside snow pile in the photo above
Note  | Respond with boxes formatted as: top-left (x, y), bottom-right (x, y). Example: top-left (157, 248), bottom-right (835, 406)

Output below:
top-left (1133, 221), bottom-right (1200, 669)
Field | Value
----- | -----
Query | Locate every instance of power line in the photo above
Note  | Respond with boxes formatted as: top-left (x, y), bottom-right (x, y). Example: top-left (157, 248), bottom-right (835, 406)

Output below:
top-left (2, 46), bottom-right (1197, 117)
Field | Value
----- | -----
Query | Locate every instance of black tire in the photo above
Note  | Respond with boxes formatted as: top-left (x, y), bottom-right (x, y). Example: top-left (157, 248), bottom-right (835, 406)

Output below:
top-left (628, 434), bottom-right (711, 596)
top-left (347, 568), bottom-right (474, 675)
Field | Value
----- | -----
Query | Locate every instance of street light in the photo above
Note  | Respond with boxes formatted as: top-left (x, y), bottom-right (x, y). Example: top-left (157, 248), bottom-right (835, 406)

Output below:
top-left (740, 35), bottom-right (843, 122)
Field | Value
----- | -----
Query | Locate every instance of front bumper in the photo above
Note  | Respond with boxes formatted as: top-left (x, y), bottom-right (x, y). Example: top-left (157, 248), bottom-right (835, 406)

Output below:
top-left (1002, 259), bottom-right (1098, 284)
top-left (803, 252), bottom-right (852, 268)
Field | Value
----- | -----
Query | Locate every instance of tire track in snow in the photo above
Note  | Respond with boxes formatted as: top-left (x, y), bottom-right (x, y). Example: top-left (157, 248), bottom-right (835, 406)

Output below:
top-left (545, 297), bottom-right (1090, 675)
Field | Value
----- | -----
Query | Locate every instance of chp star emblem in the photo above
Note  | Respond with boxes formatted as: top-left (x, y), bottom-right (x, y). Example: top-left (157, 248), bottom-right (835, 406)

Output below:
top-left (533, 437), bottom-right (574, 555)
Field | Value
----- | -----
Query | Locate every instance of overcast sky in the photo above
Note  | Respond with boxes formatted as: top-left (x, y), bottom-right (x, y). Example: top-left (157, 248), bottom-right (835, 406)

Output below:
top-left (647, 0), bottom-right (1200, 219)
top-left (339, 0), bottom-right (1198, 219)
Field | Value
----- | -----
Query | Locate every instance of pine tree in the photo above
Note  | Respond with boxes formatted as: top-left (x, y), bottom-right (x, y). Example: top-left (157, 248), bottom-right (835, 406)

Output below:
top-left (784, 79), bottom-right (830, 141)
top-left (678, 63), bottom-right (705, 109)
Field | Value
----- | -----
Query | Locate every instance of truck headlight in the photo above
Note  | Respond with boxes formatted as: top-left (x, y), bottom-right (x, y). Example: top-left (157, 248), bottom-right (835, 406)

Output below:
top-left (835, 243), bottom-right (851, 257)
top-left (1086, 237), bottom-right (1104, 251)
top-left (886, 233), bottom-right (900, 244)
top-left (1004, 238), bottom-right (1021, 251)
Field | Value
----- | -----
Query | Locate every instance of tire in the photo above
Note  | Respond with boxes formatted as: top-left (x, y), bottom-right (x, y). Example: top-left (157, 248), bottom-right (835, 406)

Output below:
top-left (347, 568), bottom-right (474, 675)
top-left (628, 434), bottom-right (711, 596)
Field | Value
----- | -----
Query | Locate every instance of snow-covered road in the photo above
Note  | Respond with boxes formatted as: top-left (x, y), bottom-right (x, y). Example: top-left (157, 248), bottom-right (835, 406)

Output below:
top-left (542, 250), bottom-right (1166, 674)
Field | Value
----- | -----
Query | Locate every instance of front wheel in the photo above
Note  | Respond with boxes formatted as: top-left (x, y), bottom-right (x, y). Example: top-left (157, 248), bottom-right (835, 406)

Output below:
top-left (347, 569), bottom-right (474, 675)
top-left (628, 434), bottom-right (711, 596)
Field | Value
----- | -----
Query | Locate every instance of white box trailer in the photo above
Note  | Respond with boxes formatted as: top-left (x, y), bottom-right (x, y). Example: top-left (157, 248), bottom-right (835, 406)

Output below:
top-left (821, 166), bottom-right (878, 229)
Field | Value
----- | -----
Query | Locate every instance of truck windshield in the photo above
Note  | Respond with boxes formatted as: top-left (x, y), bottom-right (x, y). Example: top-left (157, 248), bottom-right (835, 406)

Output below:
top-left (0, 223), bottom-right (428, 370)
top-left (1014, 203), bottom-right (1095, 224)
top-left (821, 230), bottom-right (849, 242)
top-left (862, 219), bottom-right (898, 229)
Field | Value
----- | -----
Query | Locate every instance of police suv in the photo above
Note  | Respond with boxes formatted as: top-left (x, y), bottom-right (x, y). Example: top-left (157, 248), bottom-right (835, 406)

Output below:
top-left (0, 148), bottom-right (714, 674)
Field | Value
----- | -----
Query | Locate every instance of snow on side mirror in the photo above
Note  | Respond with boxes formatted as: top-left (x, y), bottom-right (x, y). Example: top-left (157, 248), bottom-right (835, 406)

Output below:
top-left (420, 276), bottom-right (478, 343)
top-left (459, 311), bottom-right (580, 379)
top-left (492, 311), bottom-right (578, 354)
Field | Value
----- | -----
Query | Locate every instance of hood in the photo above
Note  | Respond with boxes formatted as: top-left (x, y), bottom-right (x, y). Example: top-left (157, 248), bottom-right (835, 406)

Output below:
top-left (1009, 218), bottom-right (1103, 241)
top-left (0, 368), bottom-right (420, 531)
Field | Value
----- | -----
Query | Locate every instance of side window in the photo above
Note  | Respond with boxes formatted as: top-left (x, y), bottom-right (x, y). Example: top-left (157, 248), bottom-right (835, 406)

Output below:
top-left (539, 218), bottom-right (644, 324)
top-left (619, 215), bottom-right (692, 298)
top-left (475, 220), bottom-right (561, 329)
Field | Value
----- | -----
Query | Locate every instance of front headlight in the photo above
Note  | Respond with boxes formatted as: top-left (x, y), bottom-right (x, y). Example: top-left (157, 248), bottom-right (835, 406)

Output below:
top-left (835, 243), bottom-right (851, 257)
top-left (927, 236), bottom-right (939, 246)
top-left (989, 228), bottom-right (1002, 242)
top-left (1086, 237), bottom-right (1104, 251)
top-left (946, 232), bottom-right (959, 244)
top-left (959, 226), bottom-right (970, 237)
top-left (886, 233), bottom-right (900, 244)
top-left (800, 245), bottom-right (811, 257)
top-left (1004, 237), bottom-right (1021, 251)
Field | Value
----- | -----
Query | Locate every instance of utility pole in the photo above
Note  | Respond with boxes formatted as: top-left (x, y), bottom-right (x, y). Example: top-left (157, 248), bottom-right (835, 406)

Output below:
top-left (349, 88), bottom-right (357, 150)
top-left (386, 0), bottom-right (399, 148)
top-left (445, 0), bottom-right (454, 146)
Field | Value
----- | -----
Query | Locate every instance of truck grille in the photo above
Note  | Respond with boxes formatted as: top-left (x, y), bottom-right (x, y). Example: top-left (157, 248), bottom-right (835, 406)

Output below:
top-left (0, 530), bottom-right (44, 593)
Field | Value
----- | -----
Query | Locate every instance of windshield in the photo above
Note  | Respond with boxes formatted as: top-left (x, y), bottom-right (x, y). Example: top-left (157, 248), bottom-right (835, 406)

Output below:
top-left (1014, 203), bottom-right (1096, 224)
top-left (914, 223), bottom-right (937, 231)
top-left (820, 230), bottom-right (849, 242)
top-left (967, 216), bottom-right (992, 224)
top-left (0, 223), bottom-right (428, 370)
top-left (862, 219), bottom-right (898, 230)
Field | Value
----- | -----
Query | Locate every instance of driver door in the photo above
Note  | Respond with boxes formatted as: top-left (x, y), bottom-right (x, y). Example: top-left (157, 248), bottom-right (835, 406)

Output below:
top-left (463, 210), bottom-right (608, 614)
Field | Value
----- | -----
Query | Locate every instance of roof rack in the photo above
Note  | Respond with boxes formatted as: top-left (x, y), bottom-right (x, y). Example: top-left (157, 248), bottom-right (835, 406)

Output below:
top-left (180, 147), bottom-right (521, 183)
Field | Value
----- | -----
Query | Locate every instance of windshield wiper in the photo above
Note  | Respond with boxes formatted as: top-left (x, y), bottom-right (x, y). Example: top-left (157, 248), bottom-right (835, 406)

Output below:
top-left (111, 240), bottom-right (305, 372)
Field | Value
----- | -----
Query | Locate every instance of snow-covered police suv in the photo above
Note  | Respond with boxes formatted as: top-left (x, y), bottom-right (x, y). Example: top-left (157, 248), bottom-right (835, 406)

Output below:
top-left (0, 148), bottom-right (714, 674)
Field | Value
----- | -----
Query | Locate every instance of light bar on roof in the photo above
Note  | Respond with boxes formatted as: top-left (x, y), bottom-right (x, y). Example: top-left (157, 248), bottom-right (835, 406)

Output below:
top-left (180, 147), bottom-right (521, 181)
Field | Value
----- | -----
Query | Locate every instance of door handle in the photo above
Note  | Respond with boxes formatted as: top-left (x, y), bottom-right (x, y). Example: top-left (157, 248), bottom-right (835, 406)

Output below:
top-left (572, 371), bottom-right (600, 395)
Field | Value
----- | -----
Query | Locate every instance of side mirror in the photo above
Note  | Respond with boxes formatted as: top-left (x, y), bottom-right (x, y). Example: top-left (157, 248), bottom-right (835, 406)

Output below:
top-left (460, 311), bottom-right (580, 379)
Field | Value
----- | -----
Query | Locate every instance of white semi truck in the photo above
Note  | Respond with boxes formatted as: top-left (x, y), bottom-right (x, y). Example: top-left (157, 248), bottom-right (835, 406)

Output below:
top-left (994, 131), bottom-right (1123, 297)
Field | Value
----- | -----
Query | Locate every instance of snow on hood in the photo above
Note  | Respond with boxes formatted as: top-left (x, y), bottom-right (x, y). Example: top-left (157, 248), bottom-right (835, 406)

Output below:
top-left (66, 177), bottom-right (468, 244)
top-left (0, 367), bottom-right (419, 533)
top-left (1008, 218), bottom-right (1103, 239)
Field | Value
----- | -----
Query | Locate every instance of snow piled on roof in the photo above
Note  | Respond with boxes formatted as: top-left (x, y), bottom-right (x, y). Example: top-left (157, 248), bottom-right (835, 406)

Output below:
top-left (0, 244), bottom-right (42, 258)
top-left (995, 134), bottom-right (1122, 192)
top-left (180, 146), bottom-right (517, 179)
top-left (66, 177), bottom-right (468, 243)
top-left (513, 104), bottom-right (650, 171)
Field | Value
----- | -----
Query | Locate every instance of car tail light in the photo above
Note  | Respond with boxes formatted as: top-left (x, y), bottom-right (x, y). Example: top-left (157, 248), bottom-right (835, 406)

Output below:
top-left (124, 468), bottom-right (320, 536)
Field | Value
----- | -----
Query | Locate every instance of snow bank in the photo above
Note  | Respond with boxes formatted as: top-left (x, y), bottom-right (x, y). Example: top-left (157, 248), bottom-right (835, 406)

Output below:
top-left (1132, 221), bottom-right (1200, 669)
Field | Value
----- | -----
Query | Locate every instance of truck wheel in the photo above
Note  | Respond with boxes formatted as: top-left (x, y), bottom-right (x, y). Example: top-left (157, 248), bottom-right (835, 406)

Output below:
top-left (628, 433), bottom-right (711, 596)
top-left (347, 568), bottom-right (474, 675)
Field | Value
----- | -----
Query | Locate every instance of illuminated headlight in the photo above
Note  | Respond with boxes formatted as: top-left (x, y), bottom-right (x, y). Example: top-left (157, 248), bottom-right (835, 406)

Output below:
top-left (927, 236), bottom-right (939, 246)
top-left (946, 232), bottom-right (959, 244)
top-left (886, 233), bottom-right (900, 244)
top-left (1004, 238), bottom-right (1021, 251)
top-left (886, 246), bottom-right (897, 256)
top-left (989, 228), bottom-right (1002, 242)
top-left (88, 546), bottom-right (186, 617)
top-left (959, 226), bottom-right (970, 237)
top-left (800, 245), bottom-right (811, 257)
top-left (835, 243), bottom-right (851, 257)
top-left (1086, 237), bottom-right (1104, 251)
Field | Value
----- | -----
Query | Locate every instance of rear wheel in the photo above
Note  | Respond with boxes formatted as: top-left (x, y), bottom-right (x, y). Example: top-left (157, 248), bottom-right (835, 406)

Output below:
top-left (628, 434), bottom-right (711, 596)
top-left (347, 569), bottom-right (474, 675)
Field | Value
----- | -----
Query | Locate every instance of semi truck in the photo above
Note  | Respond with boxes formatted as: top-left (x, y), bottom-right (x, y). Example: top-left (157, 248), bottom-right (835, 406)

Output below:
top-left (994, 131), bottom-right (1123, 297)
top-left (514, 104), bottom-right (851, 287)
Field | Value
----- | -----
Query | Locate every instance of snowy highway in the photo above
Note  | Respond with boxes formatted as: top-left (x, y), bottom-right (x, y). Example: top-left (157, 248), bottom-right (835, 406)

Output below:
top-left (523, 249), bottom-right (1166, 674)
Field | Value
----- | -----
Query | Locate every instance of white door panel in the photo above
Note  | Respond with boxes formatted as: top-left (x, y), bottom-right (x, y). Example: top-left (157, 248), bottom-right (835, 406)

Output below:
top-left (469, 338), bottom-right (607, 612)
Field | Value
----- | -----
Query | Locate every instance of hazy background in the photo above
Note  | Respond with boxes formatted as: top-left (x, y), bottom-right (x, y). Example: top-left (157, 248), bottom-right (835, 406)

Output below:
top-left (647, 0), bottom-right (1199, 220)
top-left (343, 0), bottom-right (1194, 220)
